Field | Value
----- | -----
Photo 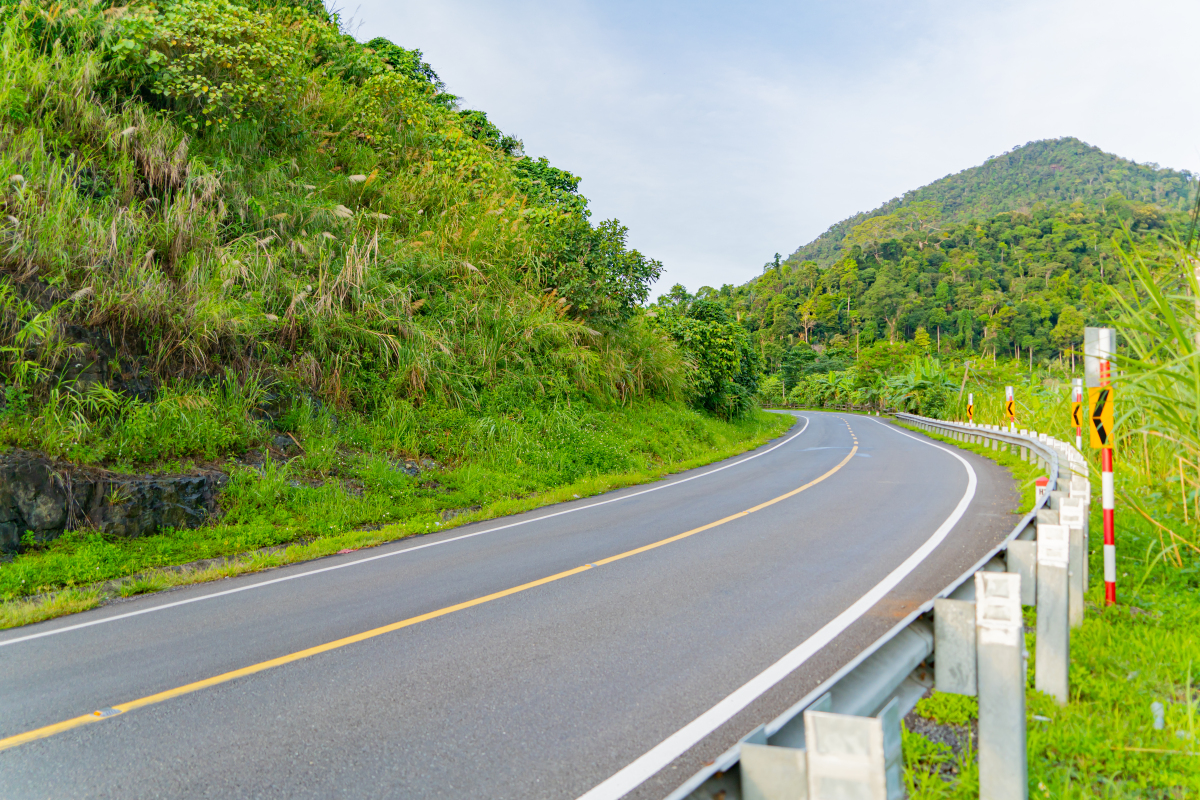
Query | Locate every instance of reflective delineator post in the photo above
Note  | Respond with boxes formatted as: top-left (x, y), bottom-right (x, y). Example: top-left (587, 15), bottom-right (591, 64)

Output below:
top-left (1085, 327), bottom-right (1116, 606)
top-left (1071, 378), bottom-right (1084, 451)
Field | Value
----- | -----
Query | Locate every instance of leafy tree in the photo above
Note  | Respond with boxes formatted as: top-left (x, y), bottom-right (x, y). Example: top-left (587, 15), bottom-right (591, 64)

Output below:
top-left (457, 109), bottom-right (523, 156)
top-left (781, 344), bottom-right (816, 387)
top-left (514, 157), bottom-right (588, 216)
top-left (861, 265), bottom-right (909, 342)
top-left (364, 37), bottom-right (444, 90)
top-left (548, 220), bottom-right (663, 324)
top-left (1050, 305), bottom-right (1085, 357)
top-left (107, 0), bottom-right (314, 130)
top-left (651, 300), bottom-right (760, 418)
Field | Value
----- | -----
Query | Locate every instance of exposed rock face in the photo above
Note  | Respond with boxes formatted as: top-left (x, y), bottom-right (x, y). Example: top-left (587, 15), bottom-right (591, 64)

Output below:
top-left (0, 450), bottom-right (226, 553)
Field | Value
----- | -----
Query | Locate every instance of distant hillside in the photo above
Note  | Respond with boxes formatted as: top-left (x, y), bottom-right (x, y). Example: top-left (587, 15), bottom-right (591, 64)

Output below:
top-left (789, 138), bottom-right (1195, 268)
top-left (696, 139), bottom-right (1194, 380)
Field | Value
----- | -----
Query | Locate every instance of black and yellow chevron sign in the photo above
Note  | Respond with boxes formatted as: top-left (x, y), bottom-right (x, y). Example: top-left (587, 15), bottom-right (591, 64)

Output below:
top-left (967, 402), bottom-right (974, 421)
top-left (1005, 398), bottom-right (1016, 421)
top-left (1088, 387), bottom-right (1114, 449)
top-left (1071, 399), bottom-right (1082, 428)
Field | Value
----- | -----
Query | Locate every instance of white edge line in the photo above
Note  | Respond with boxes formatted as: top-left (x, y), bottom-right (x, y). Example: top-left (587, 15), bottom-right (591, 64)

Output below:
top-left (0, 414), bottom-right (812, 648)
top-left (574, 416), bottom-right (977, 800)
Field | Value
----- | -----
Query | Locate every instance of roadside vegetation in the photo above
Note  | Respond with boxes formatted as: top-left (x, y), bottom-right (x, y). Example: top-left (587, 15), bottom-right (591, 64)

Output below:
top-left (0, 0), bottom-right (776, 624)
top-left (892, 231), bottom-right (1200, 796)
top-left (1, 405), bottom-right (791, 627)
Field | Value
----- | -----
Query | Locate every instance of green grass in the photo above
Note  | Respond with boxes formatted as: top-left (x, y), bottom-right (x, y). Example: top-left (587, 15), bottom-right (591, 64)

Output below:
top-left (914, 691), bottom-right (979, 727)
top-left (899, 418), bottom-right (1200, 797)
top-left (0, 405), bottom-right (793, 627)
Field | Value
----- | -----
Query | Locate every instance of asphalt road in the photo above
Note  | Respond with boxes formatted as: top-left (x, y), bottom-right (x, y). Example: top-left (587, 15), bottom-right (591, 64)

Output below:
top-left (0, 412), bottom-right (1019, 800)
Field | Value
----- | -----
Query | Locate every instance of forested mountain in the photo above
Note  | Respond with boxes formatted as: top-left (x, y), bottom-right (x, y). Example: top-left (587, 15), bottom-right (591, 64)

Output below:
top-left (679, 194), bottom-right (1191, 383)
top-left (789, 138), bottom-right (1194, 268)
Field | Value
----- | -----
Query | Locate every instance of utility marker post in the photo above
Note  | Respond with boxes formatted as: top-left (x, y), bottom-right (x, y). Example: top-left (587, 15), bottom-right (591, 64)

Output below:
top-left (1071, 378), bottom-right (1084, 451)
top-left (1085, 327), bottom-right (1116, 605)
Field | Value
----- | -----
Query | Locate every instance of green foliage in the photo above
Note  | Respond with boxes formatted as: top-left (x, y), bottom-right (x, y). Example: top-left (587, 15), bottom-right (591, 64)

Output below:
top-left (885, 357), bottom-right (957, 417)
top-left (107, 0), bottom-right (317, 131)
top-left (513, 156), bottom-right (587, 215)
top-left (363, 36), bottom-right (444, 92)
top-left (0, 376), bottom-right (266, 463)
top-left (457, 109), bottom-right (522, 156)
top-left (1109, 235), bottom-right (1200, 463)
top-left (793, 138), bottom-right (1194, 268)
top-left (914, 691), bottom-right (978, 726)
top-left (724, 139), bottom-right (1194, 376)
top-left (729, 199), bottom-right (1181, 368)
top-left (0, 405), bottom-right (792, 603)
top-left (0, 0), bottom-right (692, 475)
top-left (550, 219), bottom-right (664, 323)
top-left (650, 294), bottom-right (760, 418)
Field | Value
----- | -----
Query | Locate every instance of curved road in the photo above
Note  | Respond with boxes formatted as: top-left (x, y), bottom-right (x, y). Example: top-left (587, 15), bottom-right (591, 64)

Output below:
top-left (0, 412), bottom-right (1018, 799)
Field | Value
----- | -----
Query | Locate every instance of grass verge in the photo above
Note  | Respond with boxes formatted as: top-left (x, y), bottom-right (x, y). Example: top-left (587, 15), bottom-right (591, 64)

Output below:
top-left (0, 406), bottom-right (795, 628)
top-left (897, 421), bottom-right (1200, 797)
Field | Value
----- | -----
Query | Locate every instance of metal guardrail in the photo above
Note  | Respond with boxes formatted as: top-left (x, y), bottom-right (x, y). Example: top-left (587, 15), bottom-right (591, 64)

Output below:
top-left (666, 413), bottom-right (1075, 800)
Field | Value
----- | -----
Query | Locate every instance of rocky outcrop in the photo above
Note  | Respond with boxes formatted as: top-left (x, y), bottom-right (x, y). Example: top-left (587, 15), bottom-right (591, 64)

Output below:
top-left (0, 450), bottom-right (226, 553)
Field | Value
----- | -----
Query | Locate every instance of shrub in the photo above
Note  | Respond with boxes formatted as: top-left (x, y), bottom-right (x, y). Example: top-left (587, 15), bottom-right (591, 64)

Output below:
top-left (107, 0), bottom-right (317, 131)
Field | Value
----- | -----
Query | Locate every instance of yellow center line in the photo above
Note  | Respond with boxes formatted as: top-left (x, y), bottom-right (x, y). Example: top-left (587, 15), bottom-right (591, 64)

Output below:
top-left (0, 435), bottom-right (859, 754)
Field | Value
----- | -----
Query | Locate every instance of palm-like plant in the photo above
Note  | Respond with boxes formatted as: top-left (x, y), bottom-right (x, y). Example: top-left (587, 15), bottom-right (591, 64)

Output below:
top-left (884, 357), bottom-right (958, 417)
top-left (1109, 234), bottom-right (1200, 461)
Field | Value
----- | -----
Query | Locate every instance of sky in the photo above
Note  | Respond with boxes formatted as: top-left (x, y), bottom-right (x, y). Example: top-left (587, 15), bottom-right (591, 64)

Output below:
top-left (339, 0), bottom-right (1200, 296)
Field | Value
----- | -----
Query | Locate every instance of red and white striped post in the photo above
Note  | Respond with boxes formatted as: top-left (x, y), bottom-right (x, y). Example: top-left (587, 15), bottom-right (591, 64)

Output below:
top-left (1085, 327), bottom-right (1116, 605)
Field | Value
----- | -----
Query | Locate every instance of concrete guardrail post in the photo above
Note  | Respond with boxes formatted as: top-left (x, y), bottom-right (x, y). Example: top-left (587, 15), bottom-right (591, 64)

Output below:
top-left (1069, 476), bottom-right (1091, 590)
top-left (976, 571), bottom-right (1027, 800)
top-left (740, 741), bottom-right (807, 800)
top-left (1059, 496), bottom-right (1087, 628)
top-left (933, 598), bottom-right (976, 695)
top-left (802, 697), bottom-right (903, 800)
top-left (1035, 523), bottom-right (1070, 705)
top-left (1006, 541), bottom-right (1037, 606)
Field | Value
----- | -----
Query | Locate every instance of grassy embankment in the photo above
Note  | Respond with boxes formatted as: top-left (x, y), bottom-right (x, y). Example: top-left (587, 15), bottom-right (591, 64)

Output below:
top-left (0, 407), bottom-right (793, 627)
top-left (895, 248), bottom-right (1200, 796)
top-left (0, 2), bottom-right (788, 625)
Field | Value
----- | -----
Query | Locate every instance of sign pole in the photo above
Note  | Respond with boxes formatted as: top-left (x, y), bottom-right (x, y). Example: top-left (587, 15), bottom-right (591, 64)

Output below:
top-left (1071, 378), bottom-right (1083, 451)
top-left (1005, 386), bottom-right (1016, 431)
top-left (967, 392), bottom-right (974, 425)
top-left (1085, 327), bottom-right (1116, 606)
